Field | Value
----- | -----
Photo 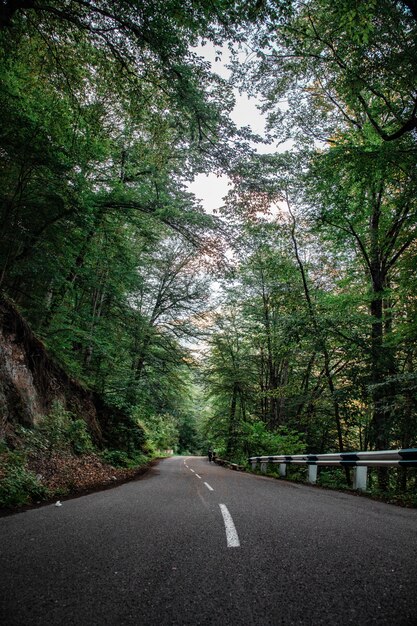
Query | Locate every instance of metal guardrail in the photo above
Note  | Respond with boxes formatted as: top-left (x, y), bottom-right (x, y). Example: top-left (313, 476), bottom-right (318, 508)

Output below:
top-left (248, 448), bottom-right (417, 491)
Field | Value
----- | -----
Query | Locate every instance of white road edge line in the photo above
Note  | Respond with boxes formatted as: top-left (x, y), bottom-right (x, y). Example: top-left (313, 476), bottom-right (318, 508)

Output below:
top-left (219, 504), bottom-right (240, 548)
top-left (204, 482), bottom-right (214, 492)
top-left (195, 473), bottom-right (202, 479)
top-left (190, 469), bottom-right (195, 473)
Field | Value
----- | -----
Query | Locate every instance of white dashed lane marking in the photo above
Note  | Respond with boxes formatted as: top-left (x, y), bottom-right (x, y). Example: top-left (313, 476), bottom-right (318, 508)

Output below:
top-left (219, 504), bottom-right (240, 548)
top-left (183, 461), bottom-right (239, 549)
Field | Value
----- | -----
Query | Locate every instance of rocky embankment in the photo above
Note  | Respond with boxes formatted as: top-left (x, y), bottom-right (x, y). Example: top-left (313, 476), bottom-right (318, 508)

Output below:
top-left (0, 295), bottom-right (149, 512)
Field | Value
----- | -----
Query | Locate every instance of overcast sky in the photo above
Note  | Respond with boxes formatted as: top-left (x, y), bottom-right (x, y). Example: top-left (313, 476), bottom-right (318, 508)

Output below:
top-left (187, 42), bottom-right (269, 215)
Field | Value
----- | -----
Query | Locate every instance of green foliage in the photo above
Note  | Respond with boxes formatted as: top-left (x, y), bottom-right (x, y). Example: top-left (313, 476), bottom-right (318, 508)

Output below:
top-left (177, 413), bottom-right (204, 455)
top-left (67, 420), bottom-right (95, 455)
top-left (206, 0), bottom-right (417, 491)
top-left (203, 411), bottom-right (306, 465)
top-left (18, 402), bottom-right (94, 457)
top-left (318, 468), bottom-right (350, 490)
top-left (243, 423), bottom-right (306, 457)
top-left (102, 410), bottom-right (147, 456)
top-left (1, 0), bottom-right (417, 502)
top-left (0, 0), bottom-right (246, 467)
top-left (138, 413), bottom-right (179, 452)
top-left (0, 451), bottom-right (49, 507)
top-left (100, 449), bottom-right (149, 469)
top-left (35, 403), bottom-right (74, 455)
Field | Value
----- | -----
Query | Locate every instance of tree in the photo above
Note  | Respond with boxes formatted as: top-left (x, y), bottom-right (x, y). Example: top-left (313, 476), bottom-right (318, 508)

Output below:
top-left (304, 138), bottom-right (417, 481)
top-left (125, 236), bottom-right (211, 405)
top-left (222, 1), bottom-right (417, 491)
top-left (0, 0), bottom-right (262, 458)
top-left (203, 304), bottom-right (257, 458)
top-left (232, 0), bottom-right (417, 145)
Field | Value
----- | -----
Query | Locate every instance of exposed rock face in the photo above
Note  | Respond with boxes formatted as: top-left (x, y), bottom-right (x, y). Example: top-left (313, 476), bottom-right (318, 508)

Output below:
top-left (0, 296), bottom-right (102, 441)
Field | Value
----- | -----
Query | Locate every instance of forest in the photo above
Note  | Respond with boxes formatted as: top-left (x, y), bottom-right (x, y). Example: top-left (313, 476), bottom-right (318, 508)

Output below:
top-left (1, 0), bottom-right (417, 506)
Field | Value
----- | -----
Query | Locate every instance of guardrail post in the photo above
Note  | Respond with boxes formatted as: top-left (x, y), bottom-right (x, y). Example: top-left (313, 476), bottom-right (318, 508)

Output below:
top-left (308, 465), bottom-right (317, 484)
top-left (249, 449), bottom-right (417, 492)
top-left (353, 466), bottom-right (368, 492)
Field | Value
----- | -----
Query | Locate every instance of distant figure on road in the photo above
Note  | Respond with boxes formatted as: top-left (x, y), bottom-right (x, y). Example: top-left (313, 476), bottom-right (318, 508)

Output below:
top-left (212, 450), bottom-right (216, 463)
top-left (208, 449), bottom-right (213, 462)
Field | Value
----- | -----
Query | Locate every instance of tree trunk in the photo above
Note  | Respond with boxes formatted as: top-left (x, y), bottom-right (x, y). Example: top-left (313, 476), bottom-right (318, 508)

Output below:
top-left (287, 199), bottom-right (346, 462)
top-left (40, 208), bottom-right (105, 331)
top-left (226, 383), bottom-right (238, 457)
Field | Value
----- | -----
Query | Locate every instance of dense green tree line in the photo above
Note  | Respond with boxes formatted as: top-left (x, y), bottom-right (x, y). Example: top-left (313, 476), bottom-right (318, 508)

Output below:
top-left (203, 0), bottom-right (417, 494)
top-left (0, 0), bottom-right (258, 455)
top-left (1, 1), bottom-right (417, 497)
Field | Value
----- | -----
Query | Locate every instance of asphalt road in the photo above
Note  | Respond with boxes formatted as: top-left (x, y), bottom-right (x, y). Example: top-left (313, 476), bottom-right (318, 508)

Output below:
top-left (1, 456), bottom-right (417, 625)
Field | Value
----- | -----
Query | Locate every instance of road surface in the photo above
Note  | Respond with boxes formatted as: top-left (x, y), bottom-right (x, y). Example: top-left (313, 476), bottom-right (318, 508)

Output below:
top-left (1, 456), bottom-right (417, 625)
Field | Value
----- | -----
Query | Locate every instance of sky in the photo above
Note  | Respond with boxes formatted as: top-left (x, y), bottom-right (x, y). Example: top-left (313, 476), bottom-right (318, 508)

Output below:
top-left (184, 43), bottom-right (282, 352)
top-left (187, 42), bottom-right (270, 215)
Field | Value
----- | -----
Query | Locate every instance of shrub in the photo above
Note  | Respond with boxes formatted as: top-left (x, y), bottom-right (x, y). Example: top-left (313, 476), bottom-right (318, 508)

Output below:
top-left (36, 401), bottom-right (73, 455)
top-left (137, 413), bottom-right (179, 452)
top-left (67, 419), bottom-right (94, 455)
top-left (100, 449), bottom-right (131, 467)
top-left (0, 452), bottom-right (49, 507)
top-left (318, 467), bottom-right (349, 489)
top-left (102, 408), bottom-right (147, 456)
top-left (100, 449), bottom-right (148, 469)
top-left (18, 402), bottom-right (94, 457)
top-left (244, 421), bottom-right (306, 458)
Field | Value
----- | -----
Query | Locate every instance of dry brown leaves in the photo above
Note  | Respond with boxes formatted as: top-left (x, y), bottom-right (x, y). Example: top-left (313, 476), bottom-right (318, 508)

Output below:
top-left (28, 452), bottom-right (146, 496)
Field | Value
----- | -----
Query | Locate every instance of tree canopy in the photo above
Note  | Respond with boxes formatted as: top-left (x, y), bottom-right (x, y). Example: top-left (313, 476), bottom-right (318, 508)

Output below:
top-left (1, 0), bottom-right (417, 498)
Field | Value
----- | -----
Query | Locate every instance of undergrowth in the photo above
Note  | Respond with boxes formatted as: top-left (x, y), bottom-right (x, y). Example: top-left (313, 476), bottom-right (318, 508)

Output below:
top-left (234, 460), bottom-right (417, 508)
top-left (0, 451), bottom-right (49, 506)
top-left (0, 402), bottom-right (151, 509)
top-left (99, 449), bottom-right (149, 469)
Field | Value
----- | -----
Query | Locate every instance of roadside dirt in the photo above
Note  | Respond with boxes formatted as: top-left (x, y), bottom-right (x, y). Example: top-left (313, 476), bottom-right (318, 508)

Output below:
top-left (0, 454), bottom-right (159, 517)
